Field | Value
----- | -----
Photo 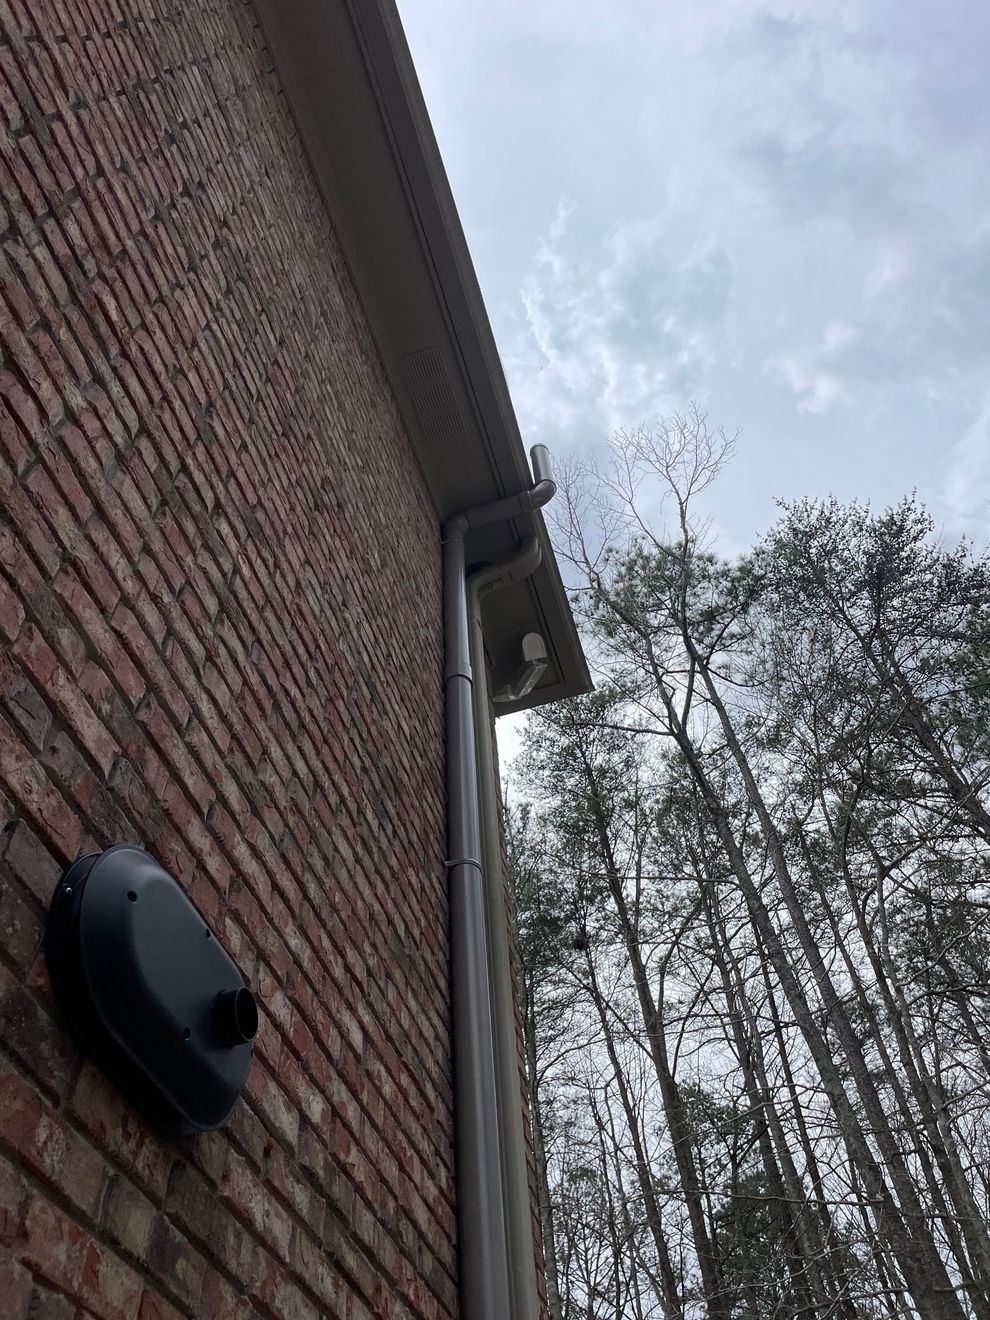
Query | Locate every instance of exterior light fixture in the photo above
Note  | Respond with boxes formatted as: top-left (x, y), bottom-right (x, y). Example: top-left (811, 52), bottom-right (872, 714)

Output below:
top-left (494, 631), bottom-right (549, 704)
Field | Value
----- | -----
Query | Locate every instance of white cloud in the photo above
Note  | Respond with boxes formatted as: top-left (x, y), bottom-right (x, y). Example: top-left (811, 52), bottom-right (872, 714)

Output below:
top-left (942, 403), bottom-right (990, 537)
top-left (508, 204), bottom-right (732, 448)
top-left (770, 354), bottom-right (851, 414)
top-left (768, 225), bottom-right (990, 417)
top-left (401, 0), bottom-right (990, 553)
top-left (865, 236), bottom-right (914, 296)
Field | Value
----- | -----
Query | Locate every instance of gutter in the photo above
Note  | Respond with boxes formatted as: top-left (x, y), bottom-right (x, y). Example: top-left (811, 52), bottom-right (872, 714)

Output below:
top-left (443, 446), bottom-right (555, 1320)
top-left (253, 0), bottom-right (591, 708)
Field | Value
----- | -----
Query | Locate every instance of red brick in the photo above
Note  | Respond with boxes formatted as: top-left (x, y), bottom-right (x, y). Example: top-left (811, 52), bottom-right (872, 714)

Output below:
top-left (242, 1059), bottom-right (300, 1155)
top-left (52, 567), bottom-right (146, 706)
top-left (137, 1289), bottom-right (187, 1320)
top-left (0, 1248), bottom-right (32, 1320)
top-left (26, 1285), bottom-right (76, 1320)
top-left (18, 1195), bottom-right (143, 1320)
top-left (13, 625), bottom-right (119, 774)
top-left (265, 1267), bottom-right (320, 1320)
top-left (0, 3), bottom-right (466, 1317)
top-left (0, 960), bottom-right (78, 1100)
top-left (70, 1063), bottom-right (173, 1202)
top-left (219, 1152), bottom-right (293, 1265)
top-left (1, 648), bottom-right (52, 750)
top-left (0, 1154), bottom-right (27, 1244)
top-left (0, 397), bottom-right (33, 473)
top-left (146, 1216), bottom-right (207, 1310)
top-left (104, 1175), bottom-right (157, 1260)
top-left (0, 730), bottom-right (80, 861)
top-left (1, 817), bottom-right (61, 904)
top-left (0, 868), bottom-right (43, 968)
top-left (0, 1061), bottom-right (106, 1219)
top-left (199, 1269), bottom-right (254, 1320)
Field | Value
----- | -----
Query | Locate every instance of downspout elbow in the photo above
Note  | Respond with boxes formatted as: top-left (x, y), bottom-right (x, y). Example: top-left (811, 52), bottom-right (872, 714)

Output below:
top-left (470, 536), bottom-right (542, 605)
top-left (524, 444), bottom-right (555, 510)
top-left (459, 446), bottom-right (557, 532)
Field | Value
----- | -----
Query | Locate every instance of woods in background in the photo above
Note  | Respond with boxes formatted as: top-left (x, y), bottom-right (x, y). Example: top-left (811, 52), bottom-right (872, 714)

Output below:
top-left (511, 411), bottom-right (990, 1319)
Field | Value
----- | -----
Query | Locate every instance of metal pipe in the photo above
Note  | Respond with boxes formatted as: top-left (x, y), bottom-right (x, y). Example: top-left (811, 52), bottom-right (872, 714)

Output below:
top-left (461, 444), bottom-right (555, 532)
top-left (443, 519), bottom-right (510, 1320)
top-left (442, 447), bottom-right (555, 1320)
top-left (468, 536), bottom-right (543, 1320)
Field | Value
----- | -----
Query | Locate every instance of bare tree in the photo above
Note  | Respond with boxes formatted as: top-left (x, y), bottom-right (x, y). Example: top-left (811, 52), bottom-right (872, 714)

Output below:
top-left (512, 410), bottom-right (990, 1319)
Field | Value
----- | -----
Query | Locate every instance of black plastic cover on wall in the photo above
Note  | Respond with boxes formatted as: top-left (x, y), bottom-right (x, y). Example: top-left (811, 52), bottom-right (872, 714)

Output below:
top-left (45, 844), bottom-right (257, 1136)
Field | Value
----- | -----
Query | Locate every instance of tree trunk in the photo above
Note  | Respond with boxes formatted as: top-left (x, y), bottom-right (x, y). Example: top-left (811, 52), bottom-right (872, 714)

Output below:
top-left (581, 945), bottom-right (684, 1320)
top-left (581, 764), bottom-right (730, 1320)
top-left (524, 980), bottom-right (565, 1320)
top-left (683, 650), bottom-right (969, 1319)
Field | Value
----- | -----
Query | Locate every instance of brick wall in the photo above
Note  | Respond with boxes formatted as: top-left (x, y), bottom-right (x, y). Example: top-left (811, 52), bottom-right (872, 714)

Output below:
top-left (0, 2), bottom-right (458, 1317)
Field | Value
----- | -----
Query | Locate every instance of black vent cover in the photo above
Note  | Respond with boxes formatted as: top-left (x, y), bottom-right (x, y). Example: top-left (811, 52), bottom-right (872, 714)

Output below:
top-left (45, 845), bottom-right (257, 1135)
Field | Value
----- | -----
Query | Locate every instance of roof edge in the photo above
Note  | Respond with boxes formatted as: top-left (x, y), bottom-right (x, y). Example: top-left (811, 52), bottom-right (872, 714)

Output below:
top-left (253, 0), bottom-right (591, 710)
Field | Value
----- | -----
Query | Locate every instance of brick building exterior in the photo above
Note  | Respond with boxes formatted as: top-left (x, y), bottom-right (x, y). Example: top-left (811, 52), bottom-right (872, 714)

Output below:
top-left (0, 2), bottom-right (587, 1318)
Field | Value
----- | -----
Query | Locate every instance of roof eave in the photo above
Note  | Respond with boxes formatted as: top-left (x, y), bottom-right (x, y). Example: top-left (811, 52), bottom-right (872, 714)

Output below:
top-left (253, 0), bottom-right (591, 711)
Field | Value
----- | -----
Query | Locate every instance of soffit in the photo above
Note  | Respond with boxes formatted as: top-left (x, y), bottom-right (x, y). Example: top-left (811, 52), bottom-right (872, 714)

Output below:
top-left (252, 0), bottom-right (591, 712)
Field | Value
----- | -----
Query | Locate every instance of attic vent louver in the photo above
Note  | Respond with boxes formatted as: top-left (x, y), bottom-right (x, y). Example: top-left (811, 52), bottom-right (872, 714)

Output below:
top-left (402, 347), bottom-right (469, 448)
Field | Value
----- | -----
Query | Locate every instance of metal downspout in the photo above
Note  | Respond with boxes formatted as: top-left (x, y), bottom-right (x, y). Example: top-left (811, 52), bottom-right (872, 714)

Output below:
top-left (442, 446), bottom-right (555, 1320)
top-left (468, 536), bottom-right (543, 1320)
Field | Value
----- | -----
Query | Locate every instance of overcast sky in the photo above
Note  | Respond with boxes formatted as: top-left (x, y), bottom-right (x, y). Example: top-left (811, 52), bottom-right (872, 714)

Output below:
top-left (397, 0), bottom-right (990, 757)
